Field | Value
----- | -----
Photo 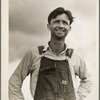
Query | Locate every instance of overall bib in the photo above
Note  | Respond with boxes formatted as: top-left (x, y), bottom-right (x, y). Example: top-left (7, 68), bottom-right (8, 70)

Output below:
top-left (34, 49), bottom-right (76, 100)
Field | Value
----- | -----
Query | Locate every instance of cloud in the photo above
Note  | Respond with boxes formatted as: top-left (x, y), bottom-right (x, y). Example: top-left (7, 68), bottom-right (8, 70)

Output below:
top-left (9, 31), bottom-right (50, 62)
top-left (9, 0), bottom-right (97, 34)
top-left (9, 0), bottom-right (49, 34)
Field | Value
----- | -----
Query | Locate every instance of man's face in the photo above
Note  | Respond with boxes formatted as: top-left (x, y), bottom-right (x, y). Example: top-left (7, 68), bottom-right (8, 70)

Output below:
top-left (47, 13), bottom-right (71, 40)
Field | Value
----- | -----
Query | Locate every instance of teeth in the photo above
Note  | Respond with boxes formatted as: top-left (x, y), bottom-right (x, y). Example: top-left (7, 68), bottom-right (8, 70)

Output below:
top-left (55, 27), bottom-right (66, 32)
top-left (55, 29), bottom-right (65, 32)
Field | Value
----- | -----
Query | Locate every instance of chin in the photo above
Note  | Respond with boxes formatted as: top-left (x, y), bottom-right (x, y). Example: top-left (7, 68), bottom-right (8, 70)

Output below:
top-left (55, 35), bottom-right (66, 40)
top-left (56, 33), bottom-right (67, 39)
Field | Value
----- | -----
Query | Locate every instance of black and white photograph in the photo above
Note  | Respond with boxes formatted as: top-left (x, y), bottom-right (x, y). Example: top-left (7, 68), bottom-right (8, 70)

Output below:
top-left (2, 0), bottom-right (98, 100)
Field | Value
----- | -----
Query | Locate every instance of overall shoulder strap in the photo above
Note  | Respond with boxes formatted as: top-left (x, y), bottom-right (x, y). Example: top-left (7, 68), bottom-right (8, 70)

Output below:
top-left (30, 46), bottom-right (45, 75)
top-left (66, 48), bottom-right (74, 58)
top-left (38, 45), bottom-right (45, 55)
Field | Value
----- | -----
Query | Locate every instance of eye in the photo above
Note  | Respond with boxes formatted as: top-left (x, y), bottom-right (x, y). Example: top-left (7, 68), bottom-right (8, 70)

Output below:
top-left (63, 21), bottom-right (68, 25)
top-left (54, 20), bottom-right (60, 24)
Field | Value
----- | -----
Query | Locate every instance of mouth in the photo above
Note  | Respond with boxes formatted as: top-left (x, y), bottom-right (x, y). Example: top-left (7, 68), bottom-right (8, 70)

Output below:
top-left (54, 27), bottom-right (66, 32)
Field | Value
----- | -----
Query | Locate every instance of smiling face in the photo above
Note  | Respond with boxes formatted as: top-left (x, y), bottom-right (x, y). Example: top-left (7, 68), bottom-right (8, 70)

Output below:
top-left (47, 13), bottom-right (71, 40)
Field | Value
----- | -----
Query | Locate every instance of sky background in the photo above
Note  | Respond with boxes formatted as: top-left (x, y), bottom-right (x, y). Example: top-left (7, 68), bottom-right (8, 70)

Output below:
top-left (9, 0), bottom-right (98, 100)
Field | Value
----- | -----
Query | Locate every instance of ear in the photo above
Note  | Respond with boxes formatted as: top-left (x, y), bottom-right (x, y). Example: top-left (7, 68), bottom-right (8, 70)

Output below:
top-left (68, 26), bottom-right (71, 32)
top-left (47, 24), bottom-right (51, 30)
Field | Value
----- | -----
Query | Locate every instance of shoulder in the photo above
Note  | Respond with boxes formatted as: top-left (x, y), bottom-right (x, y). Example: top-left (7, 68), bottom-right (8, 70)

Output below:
top-left (20, 46), bottom-right (39, 61)
top-left (67, 45), bottom-right (83, 60)
top-left (29, 46), bottom-right (39, 53)
top-left (25, 45), bottom-right (45, 58)
top-left (72, 50), bottom-right (82, 58)
top-left (26, 46), bottom-right (39, 57)
top-left (70, 48), bottom-right (85, 63)
top-left (69, 49), bottom-right (87, 75)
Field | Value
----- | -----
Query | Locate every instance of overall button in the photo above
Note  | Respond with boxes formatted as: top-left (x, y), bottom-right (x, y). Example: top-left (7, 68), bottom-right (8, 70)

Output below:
top-left (62, 80), bottom-right (67, 85)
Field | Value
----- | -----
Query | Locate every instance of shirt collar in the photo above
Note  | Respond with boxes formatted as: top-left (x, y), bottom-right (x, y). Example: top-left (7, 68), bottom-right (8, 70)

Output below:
top-left (42, 41), bottom-right (68, 54)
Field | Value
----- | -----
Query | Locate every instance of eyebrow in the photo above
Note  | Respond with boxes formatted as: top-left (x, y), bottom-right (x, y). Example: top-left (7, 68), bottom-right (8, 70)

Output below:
top-left (53, 20), bottom-right (69, 24)
top-left (62, 20), bottom-right (68, 24)
top-left (53, 20), bottom-right (60, 23)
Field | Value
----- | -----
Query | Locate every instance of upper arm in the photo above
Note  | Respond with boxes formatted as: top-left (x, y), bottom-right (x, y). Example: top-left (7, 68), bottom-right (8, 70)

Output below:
top-left (73, 51), bottom-right (92, 81)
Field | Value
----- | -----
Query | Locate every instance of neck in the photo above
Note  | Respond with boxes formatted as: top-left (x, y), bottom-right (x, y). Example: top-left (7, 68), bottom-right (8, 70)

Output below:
top-left (49, 38), bottom-right (65, 55)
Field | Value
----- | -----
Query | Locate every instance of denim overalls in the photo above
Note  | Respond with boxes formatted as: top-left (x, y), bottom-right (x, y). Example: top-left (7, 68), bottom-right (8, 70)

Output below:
top-left (34, 47), bottom-right (76, 100)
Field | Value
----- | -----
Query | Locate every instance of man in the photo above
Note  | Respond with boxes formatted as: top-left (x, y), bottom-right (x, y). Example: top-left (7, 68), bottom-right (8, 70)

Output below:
top-left (9, 7), bottom-right (92, 100)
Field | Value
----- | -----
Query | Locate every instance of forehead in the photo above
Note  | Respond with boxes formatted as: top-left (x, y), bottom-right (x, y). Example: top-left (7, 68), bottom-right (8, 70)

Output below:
top-left (51, 13), bottom-right (70, 22)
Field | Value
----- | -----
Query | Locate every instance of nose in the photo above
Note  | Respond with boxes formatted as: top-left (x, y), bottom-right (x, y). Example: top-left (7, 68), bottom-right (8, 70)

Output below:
top-left (59, 22), bottom-right (64, 27)
top-left (59, 22), bottom-right (64, 28)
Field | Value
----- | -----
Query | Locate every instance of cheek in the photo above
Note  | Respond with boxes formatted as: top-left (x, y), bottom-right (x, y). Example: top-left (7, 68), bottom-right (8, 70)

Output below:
top-left (50, 26), bottom-right (56, 31)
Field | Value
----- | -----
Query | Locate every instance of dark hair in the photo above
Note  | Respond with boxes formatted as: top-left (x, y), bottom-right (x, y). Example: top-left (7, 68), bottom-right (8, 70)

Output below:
top-left (48, 7), bottom-right (74, 25)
